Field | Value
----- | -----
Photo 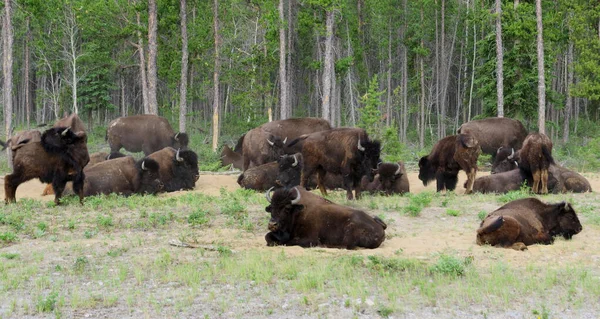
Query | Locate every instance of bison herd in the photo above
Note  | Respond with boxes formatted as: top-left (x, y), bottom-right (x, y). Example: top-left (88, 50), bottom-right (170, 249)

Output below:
top-left (1, 115), bottom-right (593, 251)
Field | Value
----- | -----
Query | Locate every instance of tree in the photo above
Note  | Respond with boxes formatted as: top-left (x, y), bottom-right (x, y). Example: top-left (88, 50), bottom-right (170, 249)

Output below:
top-left (279, 0), bottom-right (290, 119)
top-left (179, 0), bottom-right (188, 132)
top-left (3, 0), bottom-right (14, 168)
top-left (535, 0), bottom-right (545, 133)
top-left (322, 9), bottom-right (334, 123)
top-left (147, 0), bottom-right (159, 114)
top-left (212, 0), bottom-right (221, 152)
top-left (495, 0), bottom-right (504, 117)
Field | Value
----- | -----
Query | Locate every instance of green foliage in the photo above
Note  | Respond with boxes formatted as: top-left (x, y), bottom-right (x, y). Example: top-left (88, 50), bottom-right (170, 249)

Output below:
top-left (477, 211), bottom-right (488, 221)
top-left (358, 75), bottom-right (385, 140)
top-left (188, 209), bottom-right (210, 226)
top-left (403, 192), bottom-right (433, 217)
top-left (0, 232), bottom-right (18, 244)
top-left (36, 291), bottom-right (59, 313)
top-left (497, 183), bottom-right (531, 204)
top-left (446, 209), bottom-right (461, 217)
top-left (429, 254), bottom-right (471, 277)
top-left (73, 256), bottom-right (89, 273)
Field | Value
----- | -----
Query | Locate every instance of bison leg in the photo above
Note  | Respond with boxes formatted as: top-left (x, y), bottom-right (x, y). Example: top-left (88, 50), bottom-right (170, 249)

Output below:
top-left (510, 242), bottom-right (528, 251)
top-left (341, 174), bottom-right (354, 200)
top-left (41, 184), bottom-right (54, 196)
top-left (316, 168), bottom-right (328, 196)
top-left (51, 175), bottom-right (68, 206)
top-left (532, 170), bottom-right (541, 194)
top-left (541, 169), bottom-right (549, 194)
top-left (4, 173), bottom-right (21, 204)
top-left (435, 172), bottom-right (446, 192)
top-left (464, 168), bottom-right (477, 195)
top-left (73, 171), bottom-right (85, 205)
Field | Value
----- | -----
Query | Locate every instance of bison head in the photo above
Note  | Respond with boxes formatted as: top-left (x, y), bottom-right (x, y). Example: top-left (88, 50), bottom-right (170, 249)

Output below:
top-left (276, 153), bottom-right (302, 189)
top-left (377, 162), bottom-right (405, 195)
top-left (41, 126), bottom-right (86, 154)
top-left (136, 158), bottom-right (164, 195)
top-left (172, 132), bottom-right (190, 150)
top-left (266, 134), bottom-right (287, 159)
top-left (172, 148), bottom-right (200, 187)
top-left (491, 147), bottom-right (519, 174)
top-left (358, 139), bottom-right (381, 183)
top-left (553, 202), bottom-right (583, 240)
top-left (265, 187), bottom-right (303, 237)
top-left (418, 156), bottom-right (435, 186)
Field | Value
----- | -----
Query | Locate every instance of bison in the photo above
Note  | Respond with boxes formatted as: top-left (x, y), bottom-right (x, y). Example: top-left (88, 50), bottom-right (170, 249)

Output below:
top-left (418, 134), bottom-right (481, 194)
top-left (288, 127), bottom-right (381, 200)
top-left (518, 133), bottom-right (554, 194)
top-left (55, 113), bottom-right (86, 134)
top-left (237, 161), bottom-right (279, 191)
top-left (144, 147), bottom-right (199, 192)
top-left (106, 115), bottom-right (189, 155)
top-left (470, 169), bottom-right (528, 194)
top-left (87, 151), bottom-right (127, 167)
top-left (275, 153), bottom-right (344, 190)
top-left (1, 129), bottom-right (42, 152)
top-left (457, 117), bottom-right (528, 159)
top-left (547, 164), bottom-right (592, 194)
top-left (491, 147), bottom-right (519, 174)
top-left (361, 162), bottom-right (410, 195)
top-left (264, 187), bottom-right (387, 249)
top-left (476, 198), bottom-right (582, 251)
top-left (5, 127), bottom-right (89, 205)
top-left (242, 117), bottom-right (331, 170)
top-left (220, 144), bottom-right (243, 170)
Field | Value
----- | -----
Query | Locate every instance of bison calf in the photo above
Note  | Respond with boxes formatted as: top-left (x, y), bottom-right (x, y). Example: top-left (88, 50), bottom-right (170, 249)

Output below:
top-left (519, 133), bottom-right (554, 194)
top-left (265, 187), bottom-right (387, 249)
top-left (477, 198), bottom-right (582, 251)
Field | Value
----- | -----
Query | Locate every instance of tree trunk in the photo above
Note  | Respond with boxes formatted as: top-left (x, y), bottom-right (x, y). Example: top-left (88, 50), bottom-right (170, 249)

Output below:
top-left (135, 10), bottom-right (150, 114)
top-left (495, 0), bottom-right (504, 117)
top-left (386, 19), bottom-right (392, 127)
top-left (287, 0), bottom-right (294, 116)
top-left (212, 0), bottom-right (221, 151)
top-left (179, 0), bottom-right (188, 132)
top-left (3, 0), bottom-right (14, 168)
top-left (25, 16), bottom-right (31, 128)
top-left (419, 5), bottom-right (425, 149)
top-left (401, 0), bottom-right (408, 142)
top-left (279, 0), bottom-right (289, 119)
top-left (147, 0), bottom-right (159, 115)
top-left (322, 10), bottom-right (334, 123)
top-left (535, 0), bottom-right (546, 134)
top-left (564, 29), bottom-right (573, 143)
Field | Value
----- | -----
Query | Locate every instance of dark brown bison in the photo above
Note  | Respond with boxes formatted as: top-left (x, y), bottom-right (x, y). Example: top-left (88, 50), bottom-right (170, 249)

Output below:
top-left (470, 170), bottom-right (527, 194)
top-left (275, 153), bottom-right (344, 190)
top-left (518, 133), bottom-right (554, 194)
top-left (55, 113), bottom-right (86, 134)
top-left (106, 115), bottom-right (189, 155)
top-left (287, 128), bottom-right (381, 200)
top-left (237, 161), bottom-right (279, 191)
top-left (220, 144), bottom-right (243, 170)
top-left (547, 164), bottom-right (592, 194)
top-left (242, 118), bottom-right (331, 170)
top-left (476, 198), bottom-right (582, 251)
top-left (79, 156), bottom-right (163, 196)
top-left (457, 117), bottom-right (528, 158)
top-left (5, 127), bottom-right (89, 205)
top-left (264, 187), bottom-right (387, 249)
top-left (491, 147), bottom-right (519, 174)
top-left (418, 134), bottom-right (481, 194)
top-left (87, 151), bottom-right (127, 167)
top-left (361, 162), bottom-right (410, 195)
top-left (145, 147), bottom-right (199, 192)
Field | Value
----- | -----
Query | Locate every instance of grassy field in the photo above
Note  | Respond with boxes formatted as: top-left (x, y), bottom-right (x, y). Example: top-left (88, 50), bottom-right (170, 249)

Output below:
top-left (1, 173), bottom-right (600, 319)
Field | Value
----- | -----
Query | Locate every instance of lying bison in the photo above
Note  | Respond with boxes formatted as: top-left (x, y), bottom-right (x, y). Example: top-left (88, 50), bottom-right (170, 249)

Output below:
top-left (5, 127), bottom-right (89, 205)
top-left (470, 169), bottom-right (528, 194)
top-left (242, 117), bottom-right (331, 170)
top-left (548, 164), bottom-right (592, 193)
top-left (361, 162), bottom-right (410, 195)
top-left (476, 198), bottom-right (582, 251)
top-left (145, 147), bottom-right (199, 192)
top-left (275, 153), bottom-right (344, 190)
top-left (491, 147), bottom-right (519, 174)
top-left (457, 117), bottom-right (527, 158)
top-left (264, 187), bottom-right (387, 249)
top-left (288, 127), bottom-right (381, 200)
top-left (418, 134), bottom-right (481, 194)
top-left (237, 161), bottom-right (279, 191)
top-left (519, 133), bottom-right (554, 194)
top-left (107, 115), bottom-right (189, 156)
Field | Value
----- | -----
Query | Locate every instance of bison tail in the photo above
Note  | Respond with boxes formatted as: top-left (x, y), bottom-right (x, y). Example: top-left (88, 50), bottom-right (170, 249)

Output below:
top-left (542, 145), bottom-right (555, 165)
top-left (237, 173), bottom-right (244, 186)
top-left (477, 215), bottom-right (504, 235)
top-left (286, 135), bottom-right (309, 148)
top-left (374, 216), bottom-right (387, 230)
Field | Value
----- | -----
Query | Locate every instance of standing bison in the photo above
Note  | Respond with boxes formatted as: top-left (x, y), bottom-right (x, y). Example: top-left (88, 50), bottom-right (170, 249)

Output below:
top-left (477, 198), bottom-right (582, 251)
top-left (242, 117), bottom-right (331, 170)
top-left (1, 129), bottom-right (42, 153)
top-left (288, 127), bottom-right (381, 200)
top-left (361, 162), bottom-right (410, 195)
top-left (418, 134), bottom-right (481, 194)
top-left (107, 115), bottom-right (189, 155)
top-left (264, 187), bottom-right (387, 249)
top-left (457, 117), bottom-right (528, 158)
top-left (5, 127), bottom-right (89, 205)
top-left (145, 147), bottom-right (199, 192)
top-left (518, 133), bottom-right (554, 194)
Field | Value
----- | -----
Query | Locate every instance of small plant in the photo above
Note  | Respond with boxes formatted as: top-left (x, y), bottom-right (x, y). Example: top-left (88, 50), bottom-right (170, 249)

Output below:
top-left (403, 192), bottom-right (433, 217)
top-left (377, 305), bottom-right (394, 318)
top-left (446, 209), bottom-right (461, 217)
top-left (0, 231), bottom-right (17, 243)
top-left (84, 229), bottom-right (96, 239)
top-left (478, 211), bottom-right (488, 221)
top-left (73, 256), bottom-right (89, 273)
top-left (430, 253), bottom-right (470, 277)
top-left (36, 291), bottom-right (59, 313)
top-left (67, 220), bottom-right (76, 230)
top-left (97, 215), bottom-right (114, 229)
top-left (1, 252), bottom-right (20, 259)
top-left (217, 245), bottom-right (232, 257)
top-left (188, 209), bottom-right (210, 226)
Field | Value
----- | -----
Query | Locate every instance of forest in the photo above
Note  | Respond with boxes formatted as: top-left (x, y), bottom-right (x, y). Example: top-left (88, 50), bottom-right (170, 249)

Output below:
top-left (1, 0), bottom-right (600, 161)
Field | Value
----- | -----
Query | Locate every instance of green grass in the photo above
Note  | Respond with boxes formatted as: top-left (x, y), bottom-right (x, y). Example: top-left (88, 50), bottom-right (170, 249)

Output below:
top-left (403, 192), bottom-right (434, 217)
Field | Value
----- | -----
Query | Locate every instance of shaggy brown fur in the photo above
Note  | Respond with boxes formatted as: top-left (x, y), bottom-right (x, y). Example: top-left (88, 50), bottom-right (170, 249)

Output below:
top-left (265, 187), bottom-right (386, 249)
top-left (470, 169), bottom-right (527, 194)
top-left (2, 130), bottom-right (42, 152)
top-left (220, 145), bottom-right (243, 170)
top-left (81, 156), bottom-right (163, 196)
top-left (237, 161), bottom-right (279, 191)
top-left (106, 115), bottom-right (188, 155)
top-left (477, 198), bottom-right (582, 251)
top-left (361, 162), bottom-right (410, 195)
top-left (54, 114), bottom-right (86, 134)
top-left (548, 164), bottom-right (592, 193)
top-left (491, 147), bottom-right (519, 174)
top-left (457, 117), bottom-right (528, 158)
top-left (275, 153), bottom-right (344, 190)
top-left (518, 133), bottom-right (554, 194)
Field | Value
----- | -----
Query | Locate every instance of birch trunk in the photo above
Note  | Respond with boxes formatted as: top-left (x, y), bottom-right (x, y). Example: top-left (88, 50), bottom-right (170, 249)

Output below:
top-left (279, 0), bottom-right (289, 119)
top-left (495, 0), bottom-right (504, 117)
top-left (322, 10), bottom-right (334, 123)
top-left (179, 0), bottom-right (188, 132)
top-left (212, 0), bottom-right (221, 151)
top-left (3, 0), bottom-right (14, 168)
top-left (136, 10), bottom-right (150, 114)
top-left (563, 34), bottom-right (573, 143)
top-left (147, 0), bottom-right (159, 115)
top-left (535, 0), bottom-right (546, 134)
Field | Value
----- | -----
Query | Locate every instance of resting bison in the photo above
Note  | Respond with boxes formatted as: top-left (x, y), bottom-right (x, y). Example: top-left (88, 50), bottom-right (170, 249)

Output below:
top-left (288, 128), bottom-right (381, 200)
top-left (361, 162), bottom-right (410, 195)
top-left (145, 147), bottom-right (199, 192)
top-left (457, 117), bottom-right (527, 158)
top-left (418, 134), bottom-right (481, 194)
top-left (107, 115), bottom-right (189, 155)
top-left (470, 170), bottom-right (528, 194)
top-left (476, 198), bottom-right (582, 251)
top-left (275, 153), bottom-right (344, 190)
top-left (242, 117), bottom-right (331, 170)
top-left (5, 127), bottom-right (89, 205)
top-left (548, 164), bottom-right (592, 194)
top-left (491, 147), bottom-right (519, 174)
top-left (518, 133), bottom-right (554, 194)
top-left (80, 156), bottom-right (163, 196)
top-left (237, 161), bottom-right (279, 191)
top-left (264, 187), bottom-right (387, 249)
top-left (220, 144), bottom-right (243, 170)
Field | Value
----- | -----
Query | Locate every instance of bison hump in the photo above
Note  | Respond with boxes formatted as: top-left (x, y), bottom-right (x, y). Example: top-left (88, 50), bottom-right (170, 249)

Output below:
top-left (477, 215), bottom-right (504, 235)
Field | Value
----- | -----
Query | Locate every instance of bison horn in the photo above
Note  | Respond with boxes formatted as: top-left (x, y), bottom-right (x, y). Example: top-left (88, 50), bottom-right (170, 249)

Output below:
top-left (141, 160), bottom-right (147, 170)
top-left (357, 139), bottom-right (365, 151)
top-left (283, 137), bottom-right (288, 144)
top-left (174, 132), bottom-right (180, 140)
top-left (176, 148), bottom-right (183, 162)
top-left (107, 154), bottom-right (111, 160)
top-left (510, 148), bottom-right (515, 157)
top-left (291, 187), bottom-right (301, 205)
top-left (265, 186), bottom-right (274, 203)
top-left (267, 138), bottom-right (274, 146)
top-left (292, 154), bottom-right (298, 167)
top-left (61, 126), bottom-right (71, 136)
top-left (395, 163), bottom-right (402, 175)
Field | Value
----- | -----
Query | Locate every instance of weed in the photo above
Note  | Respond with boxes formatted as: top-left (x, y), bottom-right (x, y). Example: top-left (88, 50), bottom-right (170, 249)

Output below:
top-left (0, 231), bottom-right (18, 243)
top-left (84, 230), bottom-right (96, 239)
top-left (188, 209), bottom-right (210, 226)
top-left (96, 215), bottom-right (114, 229)
top-left (1, 252), bottom-right (20, 259)
top-left (497, 183), bottom-right (531, 203)
top-left (74, 256), bottom-right (89, 273)
top-left (217, 245), bottom-right (233, 257)
top-left (36, 291), bottom-right (59, 313)
top-left (403, 192), bottom-right (433, 217)
top-left (67, 220), bottom-right (76, 230)
top-left (446, 209), bottom-right (461, 217)
top-left (477, 211), bottom-right (488, 221)
top-left (377, 305), bottom-right (394, 318)
top-left (430, 253), bottom-right (470, 277)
